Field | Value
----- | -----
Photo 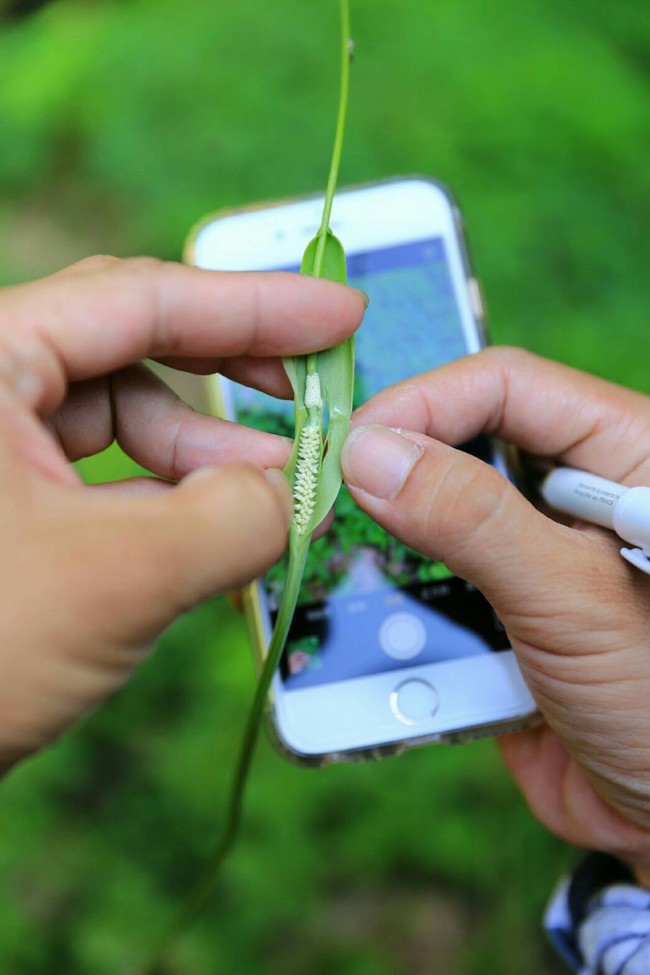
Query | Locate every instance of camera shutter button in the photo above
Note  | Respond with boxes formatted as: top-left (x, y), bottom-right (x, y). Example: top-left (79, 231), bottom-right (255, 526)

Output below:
top-left (379, 612), bottom-right (426, 660)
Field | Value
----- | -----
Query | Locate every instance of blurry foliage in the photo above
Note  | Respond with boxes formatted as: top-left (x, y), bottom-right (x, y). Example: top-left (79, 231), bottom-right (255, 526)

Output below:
top-left (1, 0), bottom-right (650, 385)
top-left (0, 0), bottom-right (649, 973)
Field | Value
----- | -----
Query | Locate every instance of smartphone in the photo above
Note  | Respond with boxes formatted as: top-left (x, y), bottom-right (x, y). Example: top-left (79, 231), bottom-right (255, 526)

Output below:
top-left (185, 176), bottom-right (537, 764)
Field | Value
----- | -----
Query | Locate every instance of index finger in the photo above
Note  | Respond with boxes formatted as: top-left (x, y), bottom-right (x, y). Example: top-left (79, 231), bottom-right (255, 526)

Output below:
top-left (353, 347), bottom-right (650, 485)
top-left (0, 256), bottom-right (366, 414)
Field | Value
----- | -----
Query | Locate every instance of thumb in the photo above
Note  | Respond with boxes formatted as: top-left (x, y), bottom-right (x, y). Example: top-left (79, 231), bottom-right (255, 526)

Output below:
top-left (168, 463), bottom-right (293, 601)
top-left (0, 463), bottom-right (293, 767)
top-left (340, 424), bottom-right (616, 643)
top-left (341, 425), bottom-right (650, 848)
top-left (81, 463), bottom-right (293, 643)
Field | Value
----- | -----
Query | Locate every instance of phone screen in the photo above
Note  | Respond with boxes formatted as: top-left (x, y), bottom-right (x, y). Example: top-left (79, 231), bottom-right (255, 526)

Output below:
top-left (229, 237), bottom-right (509, 691)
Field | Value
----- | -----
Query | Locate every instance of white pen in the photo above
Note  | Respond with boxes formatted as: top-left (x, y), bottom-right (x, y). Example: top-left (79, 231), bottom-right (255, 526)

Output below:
top-left (540, 467), bottom-right (650, 576)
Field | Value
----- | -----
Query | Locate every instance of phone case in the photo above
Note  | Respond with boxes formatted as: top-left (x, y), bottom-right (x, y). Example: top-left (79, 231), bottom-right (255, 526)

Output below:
top-left (184, 176), bottom-right (538, 767)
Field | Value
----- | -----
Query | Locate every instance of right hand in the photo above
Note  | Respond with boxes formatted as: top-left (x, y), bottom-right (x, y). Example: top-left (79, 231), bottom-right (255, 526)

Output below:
top-left (341, 348), bottom-right (650, 885)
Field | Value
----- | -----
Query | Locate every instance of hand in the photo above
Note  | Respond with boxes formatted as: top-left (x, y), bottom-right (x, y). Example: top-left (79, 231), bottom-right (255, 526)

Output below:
top-left (0, 255), bottom-right (365, 770)
top-left (342, 347), bottom-right (650, 886)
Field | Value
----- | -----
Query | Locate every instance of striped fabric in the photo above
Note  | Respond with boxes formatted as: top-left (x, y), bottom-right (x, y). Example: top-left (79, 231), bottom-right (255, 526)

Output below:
top-left (545, 864), bottom-right (650, 975)
top-left (580, 885), bottom-right (650, 975)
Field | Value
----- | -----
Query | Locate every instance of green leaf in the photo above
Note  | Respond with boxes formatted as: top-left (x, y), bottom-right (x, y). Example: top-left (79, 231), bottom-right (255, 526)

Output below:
top-left (310, 329), bottom-right (355, 529)
top-left (300, 227), bottom-right (347, 280)
top-left (283, 228), bottom-right (354, 536)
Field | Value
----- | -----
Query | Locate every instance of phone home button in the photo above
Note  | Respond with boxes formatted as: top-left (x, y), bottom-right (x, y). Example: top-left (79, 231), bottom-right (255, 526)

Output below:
top-left (390, 679), bottom-right (439, 726)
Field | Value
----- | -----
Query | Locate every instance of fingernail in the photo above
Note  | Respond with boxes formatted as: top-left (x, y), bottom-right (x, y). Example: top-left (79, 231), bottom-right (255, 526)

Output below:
top-left (342, 425), bottom-right (423, 500)
top-left (353, 288), bottom-right (370, 308)
top-left (264, 468), bottom-right (293, 522)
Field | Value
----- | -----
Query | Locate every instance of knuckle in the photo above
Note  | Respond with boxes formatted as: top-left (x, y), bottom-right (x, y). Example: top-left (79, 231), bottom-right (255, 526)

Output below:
top-left (431, 456), bottom-right (513, 559)
top-left (66, 254), bottom-right (122, 274)
top-left (241, 277), bottom-right (263, 353)
top-left (167, 423), bottom-right (184, 482)
top-left (0, 325), bottom-right (65, 413)
top-left (121, 255), bottom-right (167, 276)
top-left (116, 258), bottom-right (177, 346)
top-left (481, 345), bottom-right (535, 369)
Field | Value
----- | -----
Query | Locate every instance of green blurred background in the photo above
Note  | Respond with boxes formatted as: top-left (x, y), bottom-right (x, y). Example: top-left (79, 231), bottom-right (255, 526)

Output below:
top-left (1, 1), bottom-right (649, 972)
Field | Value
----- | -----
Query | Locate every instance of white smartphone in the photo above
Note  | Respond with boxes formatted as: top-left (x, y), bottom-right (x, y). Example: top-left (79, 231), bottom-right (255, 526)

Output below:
top-left (186, 177), bottom-right (537, 764)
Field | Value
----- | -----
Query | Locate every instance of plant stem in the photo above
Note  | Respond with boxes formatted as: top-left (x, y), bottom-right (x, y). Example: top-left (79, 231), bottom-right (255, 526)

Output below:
top-left (135, 2), bottom-right (351, 970)
top-left (313, 0), bottom-right (350, 277)
top-left (138, 543), bottom-right (309, 975)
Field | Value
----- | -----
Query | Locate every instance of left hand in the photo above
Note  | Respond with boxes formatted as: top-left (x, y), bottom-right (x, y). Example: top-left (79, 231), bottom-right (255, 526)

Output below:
top-left (0, 255), bottom-right (366, 769)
